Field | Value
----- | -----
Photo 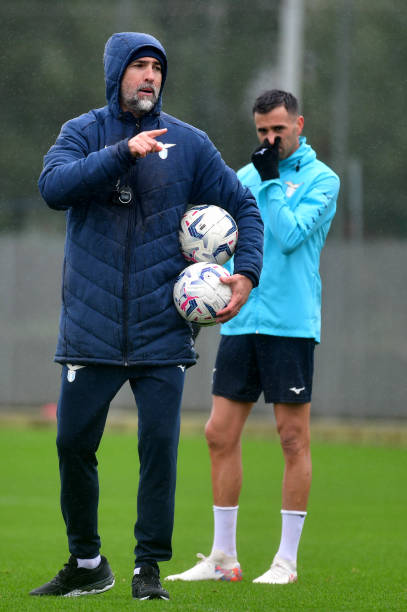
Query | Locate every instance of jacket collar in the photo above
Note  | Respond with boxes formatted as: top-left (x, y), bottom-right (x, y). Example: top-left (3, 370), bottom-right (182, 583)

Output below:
top-left (279, 136), bottom-right (316, 173)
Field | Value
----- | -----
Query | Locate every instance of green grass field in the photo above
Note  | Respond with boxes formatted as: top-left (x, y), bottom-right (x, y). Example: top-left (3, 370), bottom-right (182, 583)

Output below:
top-left (0, 422), bottom-right (406, 611)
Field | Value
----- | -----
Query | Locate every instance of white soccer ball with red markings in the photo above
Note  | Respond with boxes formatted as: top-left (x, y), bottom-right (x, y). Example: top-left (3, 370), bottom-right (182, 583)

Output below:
top-left (173, 262), bottom-right (232, 326)
top-left (179, 205), bottom-right (238, 265)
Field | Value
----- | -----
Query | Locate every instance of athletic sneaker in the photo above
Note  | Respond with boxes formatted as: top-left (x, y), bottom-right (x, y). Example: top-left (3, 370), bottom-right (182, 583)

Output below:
top-left (29, 555), bottom-right (115, 596)
top-left (165, 550), bottom-right (242, 582)
top-left (253, 555), bottom-right (297, 584)
top-left (132, 565), bottom-right (170, 600)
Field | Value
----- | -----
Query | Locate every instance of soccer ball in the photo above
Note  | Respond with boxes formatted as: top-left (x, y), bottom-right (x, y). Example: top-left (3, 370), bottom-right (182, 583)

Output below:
top-left (173, 262), bottom-right (232, 326)
top-left (179, 205), bottom-right (238, 265)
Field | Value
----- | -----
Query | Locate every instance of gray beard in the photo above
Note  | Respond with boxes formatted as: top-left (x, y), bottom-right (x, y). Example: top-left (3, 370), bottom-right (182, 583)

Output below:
top-left (126, 96), bottom-right (156, 115)
top-left (122, 85), bottom-right (159, 116)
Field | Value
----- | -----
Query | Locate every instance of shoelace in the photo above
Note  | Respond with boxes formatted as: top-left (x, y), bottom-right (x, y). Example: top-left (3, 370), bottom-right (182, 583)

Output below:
top-left (50, 559), bottom-right (77, 583)
top-left (271, 560), bottom-right (294, 578)
top-left (137, 568), bottom-right (160, 587)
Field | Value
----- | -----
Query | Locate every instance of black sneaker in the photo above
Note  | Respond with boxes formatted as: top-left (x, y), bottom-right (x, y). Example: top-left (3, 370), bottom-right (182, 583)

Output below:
top-left (132, 565), bottom-right (170, 600)
top-left (29, 555), bottom-right (115, 597)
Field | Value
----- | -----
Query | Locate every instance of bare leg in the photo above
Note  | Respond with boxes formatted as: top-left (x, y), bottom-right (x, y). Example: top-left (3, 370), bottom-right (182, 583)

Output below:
top-left (274, 402), bottom-right (312, 510)
top-left (165, 396), bottom-right (252, 581)
top-left (252, 402), bottom-right (311, 584)
top-left (205, 396), bottom-right (253, 506)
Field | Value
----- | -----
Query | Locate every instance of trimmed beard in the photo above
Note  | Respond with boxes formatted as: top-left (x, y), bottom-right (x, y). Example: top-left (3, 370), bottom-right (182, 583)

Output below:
top-left (122, 82), bottom-right (159, 116)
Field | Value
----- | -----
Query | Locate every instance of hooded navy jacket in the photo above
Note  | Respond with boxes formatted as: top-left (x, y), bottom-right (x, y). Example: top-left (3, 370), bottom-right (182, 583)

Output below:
top-left (39, 32), bottom-right (263, 367)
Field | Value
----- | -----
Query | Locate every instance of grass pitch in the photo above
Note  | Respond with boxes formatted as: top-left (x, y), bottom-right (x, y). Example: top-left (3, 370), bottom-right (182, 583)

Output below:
top-left (0, 421), bottom-right (406, 611)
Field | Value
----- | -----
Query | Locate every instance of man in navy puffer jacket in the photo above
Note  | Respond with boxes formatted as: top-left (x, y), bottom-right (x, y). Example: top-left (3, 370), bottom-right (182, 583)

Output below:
top-left (30, 32), bottom-right (263, 601)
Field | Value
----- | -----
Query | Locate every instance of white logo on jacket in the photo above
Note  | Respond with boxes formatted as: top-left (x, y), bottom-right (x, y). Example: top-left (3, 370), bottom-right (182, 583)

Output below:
top-left (158, 143), bottom-right (176, 159)
top-left (285, 181), bottom-right (302, 198)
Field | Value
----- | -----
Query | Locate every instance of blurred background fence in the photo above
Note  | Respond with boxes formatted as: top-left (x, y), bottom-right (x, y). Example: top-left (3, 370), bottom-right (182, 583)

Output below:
top-left (1, 0), bottom-right (406, 418)
top-left (0, 230), bottom-right (406, 418)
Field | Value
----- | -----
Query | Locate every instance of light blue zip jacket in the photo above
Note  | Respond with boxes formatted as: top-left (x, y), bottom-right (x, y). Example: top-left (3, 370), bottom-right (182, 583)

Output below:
top-left (222, 137), bottom-right (339, 343)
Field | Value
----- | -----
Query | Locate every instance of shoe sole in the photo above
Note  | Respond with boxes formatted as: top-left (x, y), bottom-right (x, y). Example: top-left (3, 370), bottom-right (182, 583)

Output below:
top-left (63, 578), bottom-right (115, 597)
top-left (138, 595), bottom-right (170, 600)
top-left (165, 576), bottom-right (214, 581)
top-left (253, 576), bottom-right (297, 584)
top-left (165, 568), bottom-right (242, 582)
top-left (216, 566), bottom-right (243, 582)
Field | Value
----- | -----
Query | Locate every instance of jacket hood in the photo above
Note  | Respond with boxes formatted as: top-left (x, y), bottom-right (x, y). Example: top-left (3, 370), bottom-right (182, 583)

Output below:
top-left (103, 32), bottom-right (167, 118)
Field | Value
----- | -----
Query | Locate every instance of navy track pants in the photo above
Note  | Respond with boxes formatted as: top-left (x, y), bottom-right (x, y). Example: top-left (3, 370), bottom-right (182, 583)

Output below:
top-left (56, 363), bottom-right (185, 565)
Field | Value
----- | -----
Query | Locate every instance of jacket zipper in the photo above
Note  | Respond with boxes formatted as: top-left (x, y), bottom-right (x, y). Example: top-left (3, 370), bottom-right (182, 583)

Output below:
top-left (122, 120), bottom-right (140, 365)
top-left (123, 204), bottom-right (135, 366)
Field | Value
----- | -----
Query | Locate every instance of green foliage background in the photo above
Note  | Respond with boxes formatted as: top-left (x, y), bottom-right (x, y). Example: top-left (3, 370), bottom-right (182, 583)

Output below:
top-left (1, 0), bottom-right (406, 235)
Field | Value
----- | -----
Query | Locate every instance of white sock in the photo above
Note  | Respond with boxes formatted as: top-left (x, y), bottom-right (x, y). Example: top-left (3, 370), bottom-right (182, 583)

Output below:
top-left (276, 510), bottom-right (307, 565)
top-left (77, 555), bottom-right (101, 569)
top-left (211, 505), bottom-right (238, 558)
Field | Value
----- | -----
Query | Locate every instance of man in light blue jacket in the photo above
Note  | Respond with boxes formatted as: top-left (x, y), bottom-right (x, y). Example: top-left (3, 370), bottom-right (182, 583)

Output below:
top-left (166, 90), bottom-right (340, 585)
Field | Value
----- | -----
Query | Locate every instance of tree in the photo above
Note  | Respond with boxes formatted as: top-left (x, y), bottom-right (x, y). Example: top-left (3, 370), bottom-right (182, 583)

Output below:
top-left (1, 0), bottom-right (405, 236)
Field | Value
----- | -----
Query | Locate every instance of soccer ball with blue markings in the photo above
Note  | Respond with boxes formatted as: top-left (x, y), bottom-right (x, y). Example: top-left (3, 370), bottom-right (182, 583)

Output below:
top-left (173, 262), bottom-right (232, 326)
top-left (179, 205), bottom-right (238, 265)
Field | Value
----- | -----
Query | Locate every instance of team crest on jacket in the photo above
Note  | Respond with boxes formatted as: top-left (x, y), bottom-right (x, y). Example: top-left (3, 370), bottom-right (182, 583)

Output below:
top-left (66, 364), bottom-right (86, 383)
top-left (285, 181), bottom-right (302, 197)
top-left (158, 143), bottom-right (176, 159)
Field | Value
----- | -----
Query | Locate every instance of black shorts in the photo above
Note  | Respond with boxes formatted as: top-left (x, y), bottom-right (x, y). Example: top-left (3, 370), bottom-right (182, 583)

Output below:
top-left (212, 334), bottom-right (316, 404)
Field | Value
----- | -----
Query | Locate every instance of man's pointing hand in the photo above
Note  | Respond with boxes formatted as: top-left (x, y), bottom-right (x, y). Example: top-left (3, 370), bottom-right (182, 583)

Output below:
top-left (128, 128), bottom-right (168, 158)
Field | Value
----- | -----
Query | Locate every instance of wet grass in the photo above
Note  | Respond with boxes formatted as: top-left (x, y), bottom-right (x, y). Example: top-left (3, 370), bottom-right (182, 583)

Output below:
top-left (0, 424), bottom-right (406, 611)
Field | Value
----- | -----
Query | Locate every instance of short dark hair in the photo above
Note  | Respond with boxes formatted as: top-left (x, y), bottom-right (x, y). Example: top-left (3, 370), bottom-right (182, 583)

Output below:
top-left (252, 89), bottom-right (299, 115)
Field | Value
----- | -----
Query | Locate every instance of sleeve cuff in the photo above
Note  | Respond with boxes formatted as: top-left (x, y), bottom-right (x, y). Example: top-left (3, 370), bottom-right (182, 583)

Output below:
top-left (116, 138), bottom-right (135, 164)
top-left (234, 270), bottom-right (258, 288)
